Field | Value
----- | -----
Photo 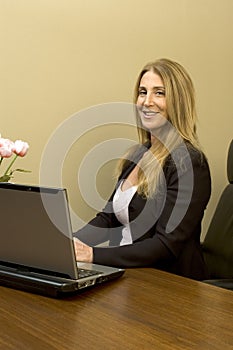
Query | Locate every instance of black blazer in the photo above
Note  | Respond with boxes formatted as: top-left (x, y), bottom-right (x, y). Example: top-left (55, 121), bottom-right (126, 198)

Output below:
top-left (75, 142), bottom-right (211, 280)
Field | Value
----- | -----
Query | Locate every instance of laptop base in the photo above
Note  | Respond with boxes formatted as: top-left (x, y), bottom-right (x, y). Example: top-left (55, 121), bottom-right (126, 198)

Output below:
top-left (0, 263), bottom-right (124, 298)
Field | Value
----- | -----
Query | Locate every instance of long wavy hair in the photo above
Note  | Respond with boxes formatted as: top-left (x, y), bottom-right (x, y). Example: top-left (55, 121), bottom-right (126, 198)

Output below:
top-left (116, 58), bottom-right (201, 198)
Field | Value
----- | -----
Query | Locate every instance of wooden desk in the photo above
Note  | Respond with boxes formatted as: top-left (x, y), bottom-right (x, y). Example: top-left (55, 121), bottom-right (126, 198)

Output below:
top-left (0, 268), bottom-right (232, 350)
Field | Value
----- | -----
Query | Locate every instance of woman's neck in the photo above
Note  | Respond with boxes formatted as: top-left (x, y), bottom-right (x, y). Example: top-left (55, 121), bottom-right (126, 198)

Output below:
top-left (150, 134), bottom-right (159, 145)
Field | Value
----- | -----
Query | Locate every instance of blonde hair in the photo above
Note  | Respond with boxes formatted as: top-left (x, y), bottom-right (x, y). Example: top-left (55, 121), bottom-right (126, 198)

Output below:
top-left (116, 58), bottom-right (201, 198)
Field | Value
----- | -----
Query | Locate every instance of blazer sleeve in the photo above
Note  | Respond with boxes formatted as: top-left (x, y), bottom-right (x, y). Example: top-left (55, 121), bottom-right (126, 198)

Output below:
top-left (92, 148), bottom-right (211, 268)
top-left (74, 189), bottom-right (122, 246)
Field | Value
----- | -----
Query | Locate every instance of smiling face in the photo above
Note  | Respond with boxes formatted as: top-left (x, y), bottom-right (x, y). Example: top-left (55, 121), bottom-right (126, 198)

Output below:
top-left (136, 70), bottom-right (168, 139)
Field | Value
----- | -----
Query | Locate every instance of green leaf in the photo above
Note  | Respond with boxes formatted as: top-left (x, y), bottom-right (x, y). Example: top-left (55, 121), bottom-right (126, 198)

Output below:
top-left (0, 175), bottom-right (11, 182)
top-left (14, 169), bottom-right (31, 173)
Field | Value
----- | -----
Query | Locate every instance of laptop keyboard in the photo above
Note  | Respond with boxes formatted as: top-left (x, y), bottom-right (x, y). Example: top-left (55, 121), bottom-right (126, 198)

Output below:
top-left (78, 268), bottom-right (102, 279)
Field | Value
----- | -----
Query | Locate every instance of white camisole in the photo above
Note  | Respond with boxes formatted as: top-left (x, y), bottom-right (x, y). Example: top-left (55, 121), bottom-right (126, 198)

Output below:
top-left (113, 180), bottom-right (137, 245)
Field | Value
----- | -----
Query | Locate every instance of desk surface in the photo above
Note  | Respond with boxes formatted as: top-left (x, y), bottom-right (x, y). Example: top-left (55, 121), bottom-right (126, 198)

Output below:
top-left (0, 268), bottom-right (232, 350)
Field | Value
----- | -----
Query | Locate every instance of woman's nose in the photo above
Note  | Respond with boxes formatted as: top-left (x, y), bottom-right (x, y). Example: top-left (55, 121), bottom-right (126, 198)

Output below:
top-left (144, 93), bottom-right (154, 106)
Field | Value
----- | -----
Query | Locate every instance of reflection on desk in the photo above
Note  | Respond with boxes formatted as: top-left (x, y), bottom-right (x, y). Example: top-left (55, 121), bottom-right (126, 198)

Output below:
top-left (0, 268), bottom-right (232, 349)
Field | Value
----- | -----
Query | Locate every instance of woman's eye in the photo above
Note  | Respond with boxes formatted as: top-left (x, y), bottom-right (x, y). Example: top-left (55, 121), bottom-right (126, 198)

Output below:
top-left (138, 90), bottom-right (147, 96)
top-left (156, 90), bottom-right (165, 96)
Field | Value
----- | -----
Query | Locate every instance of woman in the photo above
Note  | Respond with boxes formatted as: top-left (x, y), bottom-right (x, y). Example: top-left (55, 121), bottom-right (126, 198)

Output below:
top-left (73, 58), bottom-right (211, 280)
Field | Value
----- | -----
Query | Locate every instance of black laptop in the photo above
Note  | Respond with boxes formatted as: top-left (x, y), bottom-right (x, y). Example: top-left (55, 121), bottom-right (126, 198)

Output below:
top-left (0, 183), bottom-right (124, 297)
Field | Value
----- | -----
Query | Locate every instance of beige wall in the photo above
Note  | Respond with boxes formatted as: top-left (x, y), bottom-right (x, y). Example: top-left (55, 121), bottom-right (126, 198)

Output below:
top-left (1, 0), bottom-right (233, 237)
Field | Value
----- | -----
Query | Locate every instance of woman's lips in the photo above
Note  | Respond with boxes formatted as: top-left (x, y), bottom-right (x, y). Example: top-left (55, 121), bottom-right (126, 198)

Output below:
top-left (141, 110), bottom-right (158, 119)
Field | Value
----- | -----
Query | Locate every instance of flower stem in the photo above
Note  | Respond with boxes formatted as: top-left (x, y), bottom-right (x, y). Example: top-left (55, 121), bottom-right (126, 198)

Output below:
top-left (4, 154), bottom-right (18, 175)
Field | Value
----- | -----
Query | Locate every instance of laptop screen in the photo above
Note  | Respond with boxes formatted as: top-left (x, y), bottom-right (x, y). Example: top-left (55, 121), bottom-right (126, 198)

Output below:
top-left (0, 183), bottom-right (78, 279)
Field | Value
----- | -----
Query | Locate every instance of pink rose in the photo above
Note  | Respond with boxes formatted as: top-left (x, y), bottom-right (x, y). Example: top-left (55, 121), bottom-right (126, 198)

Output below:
top-left (13, 140), bottom-right (29, 157)
top-left (0, 138), bottom-right (14, 158)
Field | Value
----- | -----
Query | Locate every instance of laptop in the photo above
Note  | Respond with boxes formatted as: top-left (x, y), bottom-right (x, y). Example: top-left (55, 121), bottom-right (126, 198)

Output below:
top-left (0, 183), bottom-right (124, 297)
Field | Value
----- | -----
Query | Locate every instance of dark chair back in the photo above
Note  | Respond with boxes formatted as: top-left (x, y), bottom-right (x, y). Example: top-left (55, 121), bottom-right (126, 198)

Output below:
top-left (202, 140), bottom-right (233, 289)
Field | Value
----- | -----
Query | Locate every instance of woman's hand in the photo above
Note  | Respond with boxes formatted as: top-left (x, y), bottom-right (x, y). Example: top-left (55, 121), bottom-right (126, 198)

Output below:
top-left (73, 237), bottom-right (93, 263)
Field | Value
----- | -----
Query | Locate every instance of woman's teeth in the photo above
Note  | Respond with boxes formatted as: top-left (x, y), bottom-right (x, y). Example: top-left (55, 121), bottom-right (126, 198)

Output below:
top-left (143, 111), bottom-right (157, 117)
